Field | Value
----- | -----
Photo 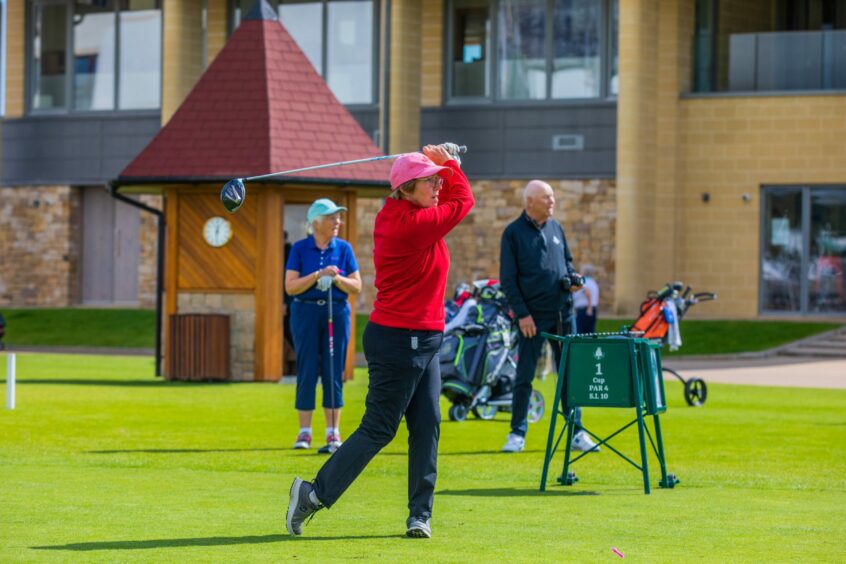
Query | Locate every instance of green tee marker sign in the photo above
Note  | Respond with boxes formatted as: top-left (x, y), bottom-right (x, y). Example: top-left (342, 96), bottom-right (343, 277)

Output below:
top-left (566, 340), bottom-right (635, 408)
top-left (540, 333), bottom-right (678, 494)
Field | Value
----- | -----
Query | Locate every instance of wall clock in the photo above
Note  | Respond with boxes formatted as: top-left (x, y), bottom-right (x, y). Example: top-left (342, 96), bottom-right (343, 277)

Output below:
top-left (203, 216), bottom-right (232, 247)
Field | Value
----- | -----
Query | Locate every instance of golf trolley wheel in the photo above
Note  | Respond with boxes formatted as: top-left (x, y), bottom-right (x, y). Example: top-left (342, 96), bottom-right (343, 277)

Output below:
top-left (527, 390), bottom-right (545, 423)
top-left (683, 378), bottom-right (708, 407)
top-left (448, 404), bottom-right (468, 422)
top-left (472, 405), bottom-right (498, 420)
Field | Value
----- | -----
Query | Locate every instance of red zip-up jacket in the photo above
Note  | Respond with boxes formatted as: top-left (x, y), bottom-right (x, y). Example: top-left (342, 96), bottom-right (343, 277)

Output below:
top-left (369, 159), bottom-right (475, 331)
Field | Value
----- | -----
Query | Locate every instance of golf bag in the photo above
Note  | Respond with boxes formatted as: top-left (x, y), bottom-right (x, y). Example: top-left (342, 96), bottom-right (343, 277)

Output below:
top-left (630, 282), bottom-right (716, 406)
top-left (439, 280), bottom-right (544, 422)
top-left (631, 282), bottom-right (716, 349)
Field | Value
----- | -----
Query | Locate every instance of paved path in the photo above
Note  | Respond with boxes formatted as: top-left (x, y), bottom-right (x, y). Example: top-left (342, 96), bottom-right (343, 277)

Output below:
top-left (665, 357), bottom-right (846, 389)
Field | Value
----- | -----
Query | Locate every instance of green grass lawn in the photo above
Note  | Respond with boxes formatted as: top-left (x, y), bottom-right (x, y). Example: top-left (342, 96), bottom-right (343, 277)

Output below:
top-left (1, 353), bottom-right (844, 561)
top-left (0, 308), bottom-right (839, 357)
top-left (1, 308), bottom-right (155, 348)
top-left (357, 314), bottom-right (840, 356)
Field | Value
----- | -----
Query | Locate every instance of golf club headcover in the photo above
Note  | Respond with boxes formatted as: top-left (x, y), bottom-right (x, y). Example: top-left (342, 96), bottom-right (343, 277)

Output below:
top-left (221, 178), bottom-right (246, 213)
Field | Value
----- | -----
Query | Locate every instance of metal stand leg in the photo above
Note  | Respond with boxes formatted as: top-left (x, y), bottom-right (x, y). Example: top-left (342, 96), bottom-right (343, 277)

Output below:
top-left (636, 404), bottom-right (650, 494)
top-left (654, 414), bottom-right (679, 488)
top-left (540, 371), bottom-right (564, 491)
top-left (558, 410), bottom-right (578, 485)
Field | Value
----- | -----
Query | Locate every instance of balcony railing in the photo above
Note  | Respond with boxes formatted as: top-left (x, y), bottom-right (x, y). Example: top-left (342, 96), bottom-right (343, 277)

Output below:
top-left (729, 30), bottom-right (846, 92)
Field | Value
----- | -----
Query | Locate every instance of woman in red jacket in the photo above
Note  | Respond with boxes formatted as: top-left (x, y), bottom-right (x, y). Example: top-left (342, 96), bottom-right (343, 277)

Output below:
top-left (286, 145), bottom-right (474, 539)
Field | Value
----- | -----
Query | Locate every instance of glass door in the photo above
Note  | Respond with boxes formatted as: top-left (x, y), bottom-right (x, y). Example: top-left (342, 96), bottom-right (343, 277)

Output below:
top-left (762, 185), bottom-right (846, 315)
top-left (762, 188), bottom-right (803, 312)
top-left (809, 189), bottom-right (846, 313)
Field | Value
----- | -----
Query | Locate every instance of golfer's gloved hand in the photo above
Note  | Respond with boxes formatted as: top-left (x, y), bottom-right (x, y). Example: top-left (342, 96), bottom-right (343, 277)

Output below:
top-left (316, 275), bottom-right (334, 292)
top-left (440, 142), bottom-right (461, 166)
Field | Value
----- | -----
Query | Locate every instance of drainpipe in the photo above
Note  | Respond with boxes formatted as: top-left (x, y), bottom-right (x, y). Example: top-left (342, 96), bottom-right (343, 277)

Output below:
top-left (108, 182), bottom-right (164, 377)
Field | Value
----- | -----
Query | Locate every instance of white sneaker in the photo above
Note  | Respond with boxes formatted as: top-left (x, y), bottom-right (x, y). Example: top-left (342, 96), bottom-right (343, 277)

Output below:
top-left (502, 433), bottom-right (525, 453)
top-left (571, 430), bottom-right (600, 452)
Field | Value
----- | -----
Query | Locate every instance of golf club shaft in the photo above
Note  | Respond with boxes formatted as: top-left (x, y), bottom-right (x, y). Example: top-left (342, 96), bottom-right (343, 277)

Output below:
top-left (328, 292), bottom-right (336, 437)
top-left (244, 145), bottom-right (467, 182)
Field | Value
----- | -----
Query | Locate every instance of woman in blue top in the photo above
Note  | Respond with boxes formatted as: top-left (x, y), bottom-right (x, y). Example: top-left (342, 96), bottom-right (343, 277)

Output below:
top-left (285, 199), bottom-right (361, 454)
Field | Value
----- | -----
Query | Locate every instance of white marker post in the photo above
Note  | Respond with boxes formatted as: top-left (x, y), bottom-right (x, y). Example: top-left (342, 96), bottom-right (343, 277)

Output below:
top-left (6, 354), bottom-right (15, 410)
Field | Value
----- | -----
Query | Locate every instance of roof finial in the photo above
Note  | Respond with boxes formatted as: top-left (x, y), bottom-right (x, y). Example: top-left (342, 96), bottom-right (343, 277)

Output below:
top-left (243, 0), bottom-right (278, 22)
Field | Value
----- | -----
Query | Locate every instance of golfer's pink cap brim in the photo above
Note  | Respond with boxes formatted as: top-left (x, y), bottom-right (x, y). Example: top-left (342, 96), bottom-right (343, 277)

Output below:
top-left (390, 152), bottom-right (453, 190)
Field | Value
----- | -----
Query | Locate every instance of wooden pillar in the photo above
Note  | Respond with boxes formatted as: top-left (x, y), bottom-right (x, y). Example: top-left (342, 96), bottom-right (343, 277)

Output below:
top-left (163, 189), bottom-right (180, 378)
top-left (255, 187), bottom-right (284, 381)
top-left (344, 192), bottom-right (358, 381)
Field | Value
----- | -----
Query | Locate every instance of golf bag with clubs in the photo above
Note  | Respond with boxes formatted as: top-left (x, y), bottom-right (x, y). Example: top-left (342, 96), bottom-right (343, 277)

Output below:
top-left (439, 280), bottom-right (545, 423)
top-left (630, 281), bottom-right (716, 406)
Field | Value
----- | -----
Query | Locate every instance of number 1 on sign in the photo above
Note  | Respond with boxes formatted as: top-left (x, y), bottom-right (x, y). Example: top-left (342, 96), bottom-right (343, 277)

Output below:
top-left (595, 363), bottom-right (603, 376)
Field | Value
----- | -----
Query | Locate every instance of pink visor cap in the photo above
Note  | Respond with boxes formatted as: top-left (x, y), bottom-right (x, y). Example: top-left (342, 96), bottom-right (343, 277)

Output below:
top-left (390, 152), bottom-right (453, 190)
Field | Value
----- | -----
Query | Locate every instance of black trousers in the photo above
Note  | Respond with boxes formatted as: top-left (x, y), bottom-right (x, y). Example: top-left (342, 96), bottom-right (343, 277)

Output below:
top-left (313, 321), bottom-right (443, 520)
top-left (511, 310), bottom-right (579, 437)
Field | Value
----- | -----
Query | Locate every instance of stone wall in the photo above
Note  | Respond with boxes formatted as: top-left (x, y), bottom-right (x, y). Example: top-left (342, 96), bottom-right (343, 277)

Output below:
top-left (138, 195), bottom-right (163, 308)
top-left (354, 197), bottom-right (382, 312)
top-left (177, 292), bottom-right (256, 381)
top-left (0, 185), bottom-right (80, 306)
top-left (354, 178), bottom-right (617, 313)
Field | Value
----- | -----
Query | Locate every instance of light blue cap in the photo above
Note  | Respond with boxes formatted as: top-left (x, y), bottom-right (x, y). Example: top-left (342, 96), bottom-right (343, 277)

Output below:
top-left (307, 198), bottom-right (347, 224)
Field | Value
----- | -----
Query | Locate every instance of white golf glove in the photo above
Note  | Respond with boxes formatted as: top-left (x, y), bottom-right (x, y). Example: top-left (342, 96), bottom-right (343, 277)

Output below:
top-left (441, 142), bottom-right (462, 166)
top-left (316, 275), bottom-right (334, 292)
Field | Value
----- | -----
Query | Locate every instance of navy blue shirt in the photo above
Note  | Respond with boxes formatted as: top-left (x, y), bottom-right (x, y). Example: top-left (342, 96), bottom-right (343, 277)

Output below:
top-left (286, 235), bottom-right (359, 302)
top-left (499, 211), bottom-right (576, 318)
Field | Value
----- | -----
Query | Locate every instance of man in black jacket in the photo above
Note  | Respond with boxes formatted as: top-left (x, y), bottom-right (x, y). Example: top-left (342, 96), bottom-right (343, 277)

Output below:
top-left (499, 180), bottom-right (598, 453)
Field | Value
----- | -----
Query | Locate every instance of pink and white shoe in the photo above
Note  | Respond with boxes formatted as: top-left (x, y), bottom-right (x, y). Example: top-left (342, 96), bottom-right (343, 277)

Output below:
top-left (293, 432), bottom-right (312, 450)
top-left (317, 432), bottom-right (342, 454)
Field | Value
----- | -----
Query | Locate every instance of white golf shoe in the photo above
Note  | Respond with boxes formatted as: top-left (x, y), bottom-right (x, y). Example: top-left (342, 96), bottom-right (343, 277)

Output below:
top-left (502, 433), bottom-right (525, 453)
top-left (571, 430), bottom-right (600, 452)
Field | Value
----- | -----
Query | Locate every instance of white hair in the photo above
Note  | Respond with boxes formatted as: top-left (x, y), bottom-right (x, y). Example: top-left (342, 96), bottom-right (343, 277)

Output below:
top-left (523, 180), bottom-right (552, 206)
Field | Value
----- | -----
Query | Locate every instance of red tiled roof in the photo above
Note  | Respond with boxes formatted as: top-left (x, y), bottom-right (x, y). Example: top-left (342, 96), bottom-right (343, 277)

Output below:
top-left (119, 4), bottom-right (390, 185)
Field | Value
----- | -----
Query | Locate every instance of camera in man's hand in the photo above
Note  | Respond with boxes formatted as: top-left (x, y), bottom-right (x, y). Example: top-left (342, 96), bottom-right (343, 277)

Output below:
top-left (560, 272), bottom-right (585, 291)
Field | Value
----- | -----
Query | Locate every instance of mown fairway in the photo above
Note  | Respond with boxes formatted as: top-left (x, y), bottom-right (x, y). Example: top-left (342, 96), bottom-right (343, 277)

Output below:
top-left (1, 353), bottom-right (844, 562)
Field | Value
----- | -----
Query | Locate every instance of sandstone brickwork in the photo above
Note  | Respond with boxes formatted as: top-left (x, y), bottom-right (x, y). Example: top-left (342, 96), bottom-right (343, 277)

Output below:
top-left (354, 178), bottom-right (617, 314)
top-left (0, 185), bottom-right (81, 306)
top-left (177, 292), bottom-right (256, 381)
top-left (138, 195), bottom-right (164, 308)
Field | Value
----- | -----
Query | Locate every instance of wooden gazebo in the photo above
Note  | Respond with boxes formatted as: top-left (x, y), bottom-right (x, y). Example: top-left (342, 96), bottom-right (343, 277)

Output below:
top-left (116, 0), bottom-right (389, 381)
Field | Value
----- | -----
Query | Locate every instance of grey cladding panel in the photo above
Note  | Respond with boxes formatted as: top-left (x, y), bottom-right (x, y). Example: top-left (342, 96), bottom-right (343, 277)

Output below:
top-left (1, 113), bottom-right (161, 185)
top-left (421, 104), bottom-right (616, 179)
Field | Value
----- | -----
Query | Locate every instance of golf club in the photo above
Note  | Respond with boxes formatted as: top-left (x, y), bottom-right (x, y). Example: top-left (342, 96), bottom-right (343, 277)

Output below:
top-left (220, 144), bottom-right (467, 213)
top-left (319, 285), bottom-right (338, 455)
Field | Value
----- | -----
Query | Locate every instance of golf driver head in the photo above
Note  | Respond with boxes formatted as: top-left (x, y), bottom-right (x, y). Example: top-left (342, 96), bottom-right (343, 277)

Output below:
top-left (221, 178), bottom-right (245, 213)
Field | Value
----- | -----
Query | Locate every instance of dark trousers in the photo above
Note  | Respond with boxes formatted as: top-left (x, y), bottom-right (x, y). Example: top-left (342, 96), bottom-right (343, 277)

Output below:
top-left (511, 310), bottom-right (581, 437)
top-left (290, 300), bottom-right (350, 410)
top-left (575, 307), bottom-right (597, 334)
top-left (313, 322), bottom-right (443, 520)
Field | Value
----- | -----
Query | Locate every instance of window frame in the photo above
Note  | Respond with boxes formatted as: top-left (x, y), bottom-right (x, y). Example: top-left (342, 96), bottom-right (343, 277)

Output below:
top-left (228, 0), bottom-right (380, 108)
top-left (25, 0), bottom-right (163, 115)
top-left (445, 0), bottom-right (618, 105)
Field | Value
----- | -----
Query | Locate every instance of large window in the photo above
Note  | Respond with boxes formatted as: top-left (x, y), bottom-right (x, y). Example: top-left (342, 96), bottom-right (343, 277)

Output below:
top-left (230, 0), bottom-right (377, 105)
top-left (762, 186), bottom-right (846, 315)
top-left (29, 0), bottom-right (162, 112)
top-left (448, 0), bottom-right (617, 102)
